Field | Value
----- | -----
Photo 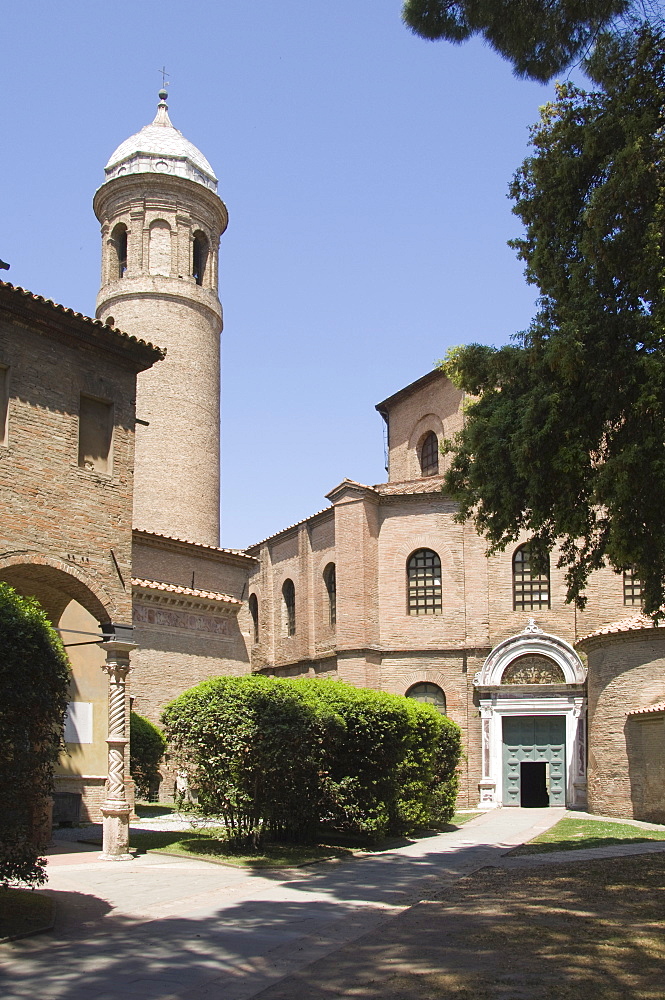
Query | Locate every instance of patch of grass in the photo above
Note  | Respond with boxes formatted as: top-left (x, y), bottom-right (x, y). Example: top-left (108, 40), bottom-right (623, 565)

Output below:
top-left (133, 802), bottom-right (177, 818)
top-left (448, 812), bottom-right (482, 827)
top-left (0, 888), bottom-right (54, 941)
top-left (510, 816), bottom-right (665, 856)
top-left (127, 828), bottom-right (355, 867)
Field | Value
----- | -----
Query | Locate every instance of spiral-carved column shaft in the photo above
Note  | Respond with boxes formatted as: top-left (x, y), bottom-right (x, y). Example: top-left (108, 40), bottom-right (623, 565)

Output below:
top-left (100, 639), bottom-right (136, 861)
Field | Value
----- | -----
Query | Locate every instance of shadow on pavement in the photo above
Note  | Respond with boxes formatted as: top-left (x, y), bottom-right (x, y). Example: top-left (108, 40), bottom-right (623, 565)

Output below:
top-left (2, 853), bottom-right (664, 1000)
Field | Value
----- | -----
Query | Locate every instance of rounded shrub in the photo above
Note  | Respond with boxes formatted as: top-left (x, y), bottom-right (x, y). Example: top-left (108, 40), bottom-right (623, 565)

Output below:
top-left (129, 711), bottom-right (167, 800)
top-left (0, 584), bottom-right (70, 886)
top-left (162, 675), bottom-right (462, 844)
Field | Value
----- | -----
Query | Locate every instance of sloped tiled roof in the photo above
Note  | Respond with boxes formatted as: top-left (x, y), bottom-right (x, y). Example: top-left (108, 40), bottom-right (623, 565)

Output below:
top-left (132, 528), bottom-right (255, 561)
top-left (132, 578), bottom-right (240, 605)
top-left (627, 700), bottom-right (665, 717)
top-left (0, 280), bottom-right (165, 362)
top-left (246, 507), bottom-right (333, 551)
top-left (376, 476), bottom-right (447, 496)
top-left (577, 614), bottom-right (665, 643)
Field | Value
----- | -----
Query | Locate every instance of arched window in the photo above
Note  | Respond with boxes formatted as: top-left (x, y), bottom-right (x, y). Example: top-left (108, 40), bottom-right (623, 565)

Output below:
top-left (623, 566), bottom-right (642, 607)
top-left (192, 231), bottom-right (209, 286)
top-left (111, 224), bottom-right (127, 279)
top-left (323, 563), bottom-right (336, 626)
top-left (419, 431), bottom-right (439, 477)
top-left (407, 548), bottom-right (442, 615)
top-left (149, 220), bottom-right (171, 276)
top-left (406, 682), bottom-right (446, 714)
top-left (248, 593), bottom-right (259, 644)
top-left (282, 579), bottom-right (296, 636)
top-left (513, 544), bottom-right (550, 611)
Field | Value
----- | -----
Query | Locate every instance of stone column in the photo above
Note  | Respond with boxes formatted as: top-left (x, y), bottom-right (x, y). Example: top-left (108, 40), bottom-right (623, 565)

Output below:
top-left (477, 700), bottom-right (498, 808)
top-left (99, 640), bottom-right (136, 861)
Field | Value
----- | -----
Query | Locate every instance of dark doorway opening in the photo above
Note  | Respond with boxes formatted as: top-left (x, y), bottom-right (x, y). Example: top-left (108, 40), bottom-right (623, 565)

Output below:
top-left (520, 761), bottom-right (549, 807)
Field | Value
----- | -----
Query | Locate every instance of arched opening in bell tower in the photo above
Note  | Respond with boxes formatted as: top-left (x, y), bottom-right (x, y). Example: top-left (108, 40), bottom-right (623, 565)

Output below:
top-left (192, 231), bottom-right (209, 286)
top-left (111, 223), bottom-right (128, 279)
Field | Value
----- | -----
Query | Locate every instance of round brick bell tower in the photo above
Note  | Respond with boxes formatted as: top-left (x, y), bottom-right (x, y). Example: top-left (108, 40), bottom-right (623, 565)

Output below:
top-left (94, 90), bottom-right (228, 546)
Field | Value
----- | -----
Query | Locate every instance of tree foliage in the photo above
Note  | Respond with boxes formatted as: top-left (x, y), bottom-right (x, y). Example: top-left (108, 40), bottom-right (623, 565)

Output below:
top-left (0, 584), bottom-right (70, 887)
top-left (129, 711), bottom-right (166, 800)
top-left (440, 28), bottom-right (665, 615)
top-left (402, 0), bottom-right (663, 81)
top-left (162, 675), bottom-right (461, 845)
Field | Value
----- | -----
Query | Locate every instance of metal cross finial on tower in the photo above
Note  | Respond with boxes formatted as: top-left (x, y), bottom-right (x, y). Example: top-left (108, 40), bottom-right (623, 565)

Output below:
top-left (159, 65), bottom-right (169, 89)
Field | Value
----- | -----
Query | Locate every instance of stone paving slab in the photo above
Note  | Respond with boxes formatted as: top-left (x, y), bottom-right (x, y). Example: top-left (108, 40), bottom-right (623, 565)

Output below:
top-left (9, 807), bottom-right (661, 1000)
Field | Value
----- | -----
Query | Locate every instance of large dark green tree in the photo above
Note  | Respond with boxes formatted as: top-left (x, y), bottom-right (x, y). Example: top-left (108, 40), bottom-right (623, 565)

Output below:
top-left (402, 0), bottom-right (662, 81)
top-left (0, 584), bottom-right (70, 886)
top-left (440, 28), bottom-right (665, 615)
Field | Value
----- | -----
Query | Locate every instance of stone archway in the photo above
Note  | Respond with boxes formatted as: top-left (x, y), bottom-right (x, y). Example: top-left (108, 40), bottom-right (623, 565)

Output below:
top-left (0, 552), bottom-right (119, 626)
top-left (474, 620), bottom-right (587, 809)
top-left (0, 553), bottom-right (134, 858)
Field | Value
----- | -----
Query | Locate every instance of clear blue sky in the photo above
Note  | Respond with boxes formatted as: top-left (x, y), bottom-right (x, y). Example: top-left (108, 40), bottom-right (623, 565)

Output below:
top-left (2, 1), bottom-right (559, 549)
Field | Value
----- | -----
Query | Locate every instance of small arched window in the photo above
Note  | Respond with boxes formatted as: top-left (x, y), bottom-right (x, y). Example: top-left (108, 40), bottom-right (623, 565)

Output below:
top-left (419, 431), bottom-right (439, 477)
top-left (111, 224), bottom-right (127, 279)
top-left (282, 579), bottom-right (296, 637)
top-left (192, 231), bottom-right (209, 286)
top-left (513, 544), bottom-right (550, 611)
top-left (406, 682), bottom-right (447, 714)
top-left (623, 566), bottom-right (643, 606)
top-left (248, 593), bottom-right (259, 644)
top-left (407, 548), bottom-right (442, 615)
top-left (323, 563), bottom-right (336, 626)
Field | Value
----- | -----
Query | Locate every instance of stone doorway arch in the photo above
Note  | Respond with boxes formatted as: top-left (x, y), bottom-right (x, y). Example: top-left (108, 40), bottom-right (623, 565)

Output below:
top-left (474, 620), bottom-right (587, 809)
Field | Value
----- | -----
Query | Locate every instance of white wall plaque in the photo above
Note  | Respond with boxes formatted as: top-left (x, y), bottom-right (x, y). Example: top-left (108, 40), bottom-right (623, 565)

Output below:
top-left (64, 702), bottom-right (93, 744)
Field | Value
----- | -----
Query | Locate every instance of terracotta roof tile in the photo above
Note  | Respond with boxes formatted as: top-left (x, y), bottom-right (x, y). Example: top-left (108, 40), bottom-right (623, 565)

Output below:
top-left (132, 528), bottom-right (255, 560)
top-left (246, 507), bottom-right (332, 550)
top-left (132, 578), bottom-right (241, 605)
top-left (577, 614), bottom-right (665, 642)
top-left (0, 280), bottom-right (165, 359)
top-left (376, 476), bottom-right (447, 496)
top-left (627, 700), bottom-right (665, 717)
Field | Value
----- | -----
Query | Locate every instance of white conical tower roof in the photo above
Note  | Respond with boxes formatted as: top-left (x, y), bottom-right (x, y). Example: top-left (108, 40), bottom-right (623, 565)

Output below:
top-left (103, 91), bottom-right (217, 191)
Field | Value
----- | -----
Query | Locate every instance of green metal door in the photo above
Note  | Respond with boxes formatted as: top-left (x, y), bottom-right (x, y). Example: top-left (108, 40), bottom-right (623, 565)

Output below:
top-left (502, 716), bottom-right (566, 806)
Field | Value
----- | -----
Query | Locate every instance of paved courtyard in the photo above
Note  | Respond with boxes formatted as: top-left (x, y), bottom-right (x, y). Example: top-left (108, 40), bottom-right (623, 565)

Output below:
top-left (2, 808), bottom-right (664, 1000)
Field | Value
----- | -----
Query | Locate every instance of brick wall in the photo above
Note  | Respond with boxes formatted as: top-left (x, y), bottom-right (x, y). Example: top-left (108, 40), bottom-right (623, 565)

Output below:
top-left (581, 629), bottom-right (665, 819)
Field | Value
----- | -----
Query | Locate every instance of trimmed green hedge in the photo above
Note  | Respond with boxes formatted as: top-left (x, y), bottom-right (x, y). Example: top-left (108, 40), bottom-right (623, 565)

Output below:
top-left (0, 584), bottom-right (70, 887)
top-left (162, 676), bottom-right (461, 844)
top-left (129, 711), bottom-right (166, 800)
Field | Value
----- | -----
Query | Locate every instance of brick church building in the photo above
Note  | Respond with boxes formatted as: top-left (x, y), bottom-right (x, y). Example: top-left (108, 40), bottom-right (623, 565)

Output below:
top-left (1, 92), bottom-right (663, 851)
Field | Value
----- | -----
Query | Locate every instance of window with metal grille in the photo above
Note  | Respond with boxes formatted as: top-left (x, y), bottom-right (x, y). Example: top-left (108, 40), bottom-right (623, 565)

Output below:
top-left (419, 431), bottom-right (439, 477)
top-left (249, 593), bottom-right (259, 644)
top-left (407, 549), bottom-right (442, 615)
top-left (324, 563), bottom-right (336, 626)
top-left (623, 567), bottom-right (643, 607)
top-left (406, 682), bottom-right (446, 714)
top-left (513, 545), bottom-right (550, 610)
top-left (282, 579), bottom-right (296, 636)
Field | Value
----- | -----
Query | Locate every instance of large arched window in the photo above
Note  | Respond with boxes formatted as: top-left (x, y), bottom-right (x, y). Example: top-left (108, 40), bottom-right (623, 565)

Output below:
top-left (407, 548), bottom-right (442, 615)
top-left (419, 431), bottom-right (439, 477)
top-left (323, 563), bottom-right (336, 626)
top-left (406, 682), bottom-right (447, 714)
top-left (282, 579), bottom-right (296, 637)
top-left (111, 223), bottom-right (127, 279)
top-left (248, 593), bottom-right (259, 644)
top-left (513, 544), bottom-right (550, 611)
top-left (192, 231), bottom-right (209, 286)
